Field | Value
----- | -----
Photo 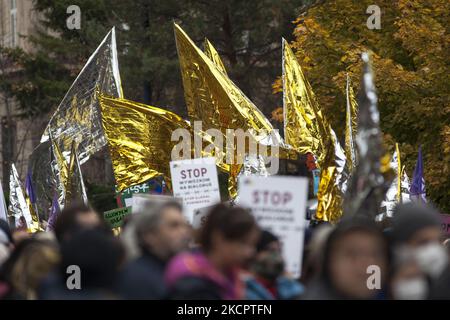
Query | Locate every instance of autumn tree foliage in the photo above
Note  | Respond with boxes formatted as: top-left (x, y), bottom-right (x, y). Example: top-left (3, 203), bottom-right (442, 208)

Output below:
top-left (273, 0), bottom-right (449, 212)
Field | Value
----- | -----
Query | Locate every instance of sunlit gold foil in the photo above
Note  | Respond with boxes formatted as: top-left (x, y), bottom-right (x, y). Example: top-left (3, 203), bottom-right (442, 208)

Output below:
top-left (204, 38), bottom-right (227, 75)
top-left (99, 95), bottom-right (194, 192)
top-left (345, 74), bottom-right (358, 172)
top-left (316, 167), bottom-right (339, 222)
top-left (395, 143), bottom-right (401, 203)
top-left (204, 39), bottom-right (273, 199)
top-left (282, 39), bottom-right (344, 222)
top-left (282, 39), bottom-right (330, 168)
top-left (64, 142), bottom-right (77, 206)
top-left (29, 28), bottom-right (122, 219)
top-left (175, 24), bottom-right (282, 141)
top-left (9, 164), bottom-right (41, 232)
top-left (175, 25), bottom-right (295, 198)
top-left (316, 130), bottom-right (347, 223)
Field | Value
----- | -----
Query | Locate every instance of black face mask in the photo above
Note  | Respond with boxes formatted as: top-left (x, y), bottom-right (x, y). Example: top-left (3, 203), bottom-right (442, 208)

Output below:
top-left (252, 251), bottom-right (285, 281)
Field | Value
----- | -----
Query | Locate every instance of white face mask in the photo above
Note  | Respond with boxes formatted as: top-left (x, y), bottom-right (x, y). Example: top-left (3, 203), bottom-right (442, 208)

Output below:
top-left (414, 243), bottom-right (448, 279)
top-left (392, 278), bottom-right (428, 300)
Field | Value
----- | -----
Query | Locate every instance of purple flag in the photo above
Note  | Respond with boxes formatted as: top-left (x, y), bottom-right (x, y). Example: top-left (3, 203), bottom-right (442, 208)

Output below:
top-left (46, 194), bottom-right (60, 232)
top-left (25, 171), bottom-right (36, 204)
top-left (410, 146), bottom-right (427, 202)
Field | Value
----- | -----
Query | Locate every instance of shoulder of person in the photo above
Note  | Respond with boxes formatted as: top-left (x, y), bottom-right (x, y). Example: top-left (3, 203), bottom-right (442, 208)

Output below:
top-left (168, 275), bottom-right (222, 300)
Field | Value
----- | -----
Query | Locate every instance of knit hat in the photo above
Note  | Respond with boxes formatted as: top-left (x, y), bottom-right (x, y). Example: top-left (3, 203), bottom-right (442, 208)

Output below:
top-left (390, 202), bottom-right (441, 245)
top-left (256, 230), bottom-right (279, 253)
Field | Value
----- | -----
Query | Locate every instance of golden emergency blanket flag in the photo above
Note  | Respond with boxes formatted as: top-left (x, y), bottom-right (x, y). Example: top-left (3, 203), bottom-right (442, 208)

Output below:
top-left (395, 143), bottom-right (402, 203)
top-left (203, 37), bottom-right (241, 197)
top-left (316, 167), bottom-right (340, 222)
top-left (99, 95), bottom-right (192, 192)
top-left (282, 39), bottom-right (344, 222)
top-left (204, 38), bottom-right (227, 75)
top-left (316, 130), bottom-right (347, 223)
top-left (282, 39), bottom-right (330, 168)
top-left (175, 24), bottom-right (293, 198)
top-left (345, 74), bottom-right (358, 172)
top-left (174, 23), bottom-right (284, 146)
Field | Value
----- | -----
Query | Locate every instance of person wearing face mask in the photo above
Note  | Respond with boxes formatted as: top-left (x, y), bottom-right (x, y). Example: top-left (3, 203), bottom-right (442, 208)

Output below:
top-left (303, 215), bottom-right (389, 300)
top-left (389, 247), bottom-right (429, 300)
top-left (243, 230), bottom-right (304, 300)
top-left (389, 203), bottom-right (449, 299)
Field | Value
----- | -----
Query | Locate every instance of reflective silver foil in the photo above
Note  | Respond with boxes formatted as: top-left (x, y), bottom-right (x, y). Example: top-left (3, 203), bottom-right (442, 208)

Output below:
top-left (344, 53), bottom-right (393, 219)
top-left (28, 28), bottom-right (122, 218)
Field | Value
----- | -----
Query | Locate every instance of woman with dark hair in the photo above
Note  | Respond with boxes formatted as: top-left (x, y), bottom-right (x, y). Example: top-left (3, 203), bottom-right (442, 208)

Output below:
top-left (303, 216), bottom-right (389, 300)
top-left (165, 204), bottom-right (260, 299)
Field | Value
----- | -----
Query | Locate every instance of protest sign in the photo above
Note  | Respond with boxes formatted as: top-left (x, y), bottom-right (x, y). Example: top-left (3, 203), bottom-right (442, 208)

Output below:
top-left (131, 193), bottom-right (180, 214)
top-left (116, 179), bottom-right (165, 208)
top-left (441, 214), bottom-right (450, 236)
top-left (238, 175), bottom-right (308, 278)
top-left (192, 205), bottom-right (216, 229)
top-left (103, 207), bottom-right (132, 228)
top-left (170, 157), bottom-right (221, 223)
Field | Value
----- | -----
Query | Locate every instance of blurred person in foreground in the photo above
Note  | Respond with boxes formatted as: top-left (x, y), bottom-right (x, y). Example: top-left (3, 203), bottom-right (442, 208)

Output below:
top-left (37, 203), bottom-right (109, 296)
top-left (53, 202), bottom-right (106, 243)
top-left (118, 200), bottom-right (191, 299)
top-left (243, 230), bottom-right (304, 300)
top-left (389, 202), bottom-right (449, 299)
top-left (0, 237), bottom-right (59, 299)
top-left (301, 223), bottom-right (334, 285)
top-left (303, 215), bottom-right (389, 300)
top-left (443, 238), bottom-right (450, 257)
top-left (165, 204), bottom-right (260, 299)
top-left (40, 228), bottom-right (124, 299)
top-left (0, 220), bottom-right (14, 267)
top-left (388, 246), bottom-right (428, 300)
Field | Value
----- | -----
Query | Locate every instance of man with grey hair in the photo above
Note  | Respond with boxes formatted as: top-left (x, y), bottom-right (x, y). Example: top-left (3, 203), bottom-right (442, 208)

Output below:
top-left (118, 199), bottom-right (191, 299)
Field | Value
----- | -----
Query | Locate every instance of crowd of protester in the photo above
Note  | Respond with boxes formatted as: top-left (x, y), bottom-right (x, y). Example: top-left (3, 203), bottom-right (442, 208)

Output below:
top-left (0, 198), bottom-right (449, 300)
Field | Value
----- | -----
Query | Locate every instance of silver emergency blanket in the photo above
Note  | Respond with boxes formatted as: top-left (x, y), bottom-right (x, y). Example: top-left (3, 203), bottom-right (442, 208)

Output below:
top-left (28, 27), bottom-right (122, 218)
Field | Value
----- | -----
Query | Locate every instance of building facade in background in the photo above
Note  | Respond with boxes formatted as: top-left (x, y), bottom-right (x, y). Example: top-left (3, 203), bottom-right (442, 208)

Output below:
top-left (0, 0), bottom-right (114, 197)
top-left (0, 0), bottom-right (45, 186)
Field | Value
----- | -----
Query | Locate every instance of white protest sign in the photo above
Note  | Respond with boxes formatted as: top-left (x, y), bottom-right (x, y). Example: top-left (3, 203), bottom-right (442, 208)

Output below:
top-left (237, 175), bottom-right (308, 278)
top-left (192, 205), bottom-right (216, 229)
top-left (170, 157), bottom-right (221, 223)
top-left (124, 198), bottom-right (133, 208)
top-left (131, 193), bottom-right (179, 214)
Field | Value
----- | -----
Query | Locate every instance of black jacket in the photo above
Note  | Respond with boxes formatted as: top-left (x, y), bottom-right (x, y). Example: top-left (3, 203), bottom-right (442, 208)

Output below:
top-left (117, 251), bottom-right (168, 299)
top-left (168, 276), bottom-right (222, 300)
